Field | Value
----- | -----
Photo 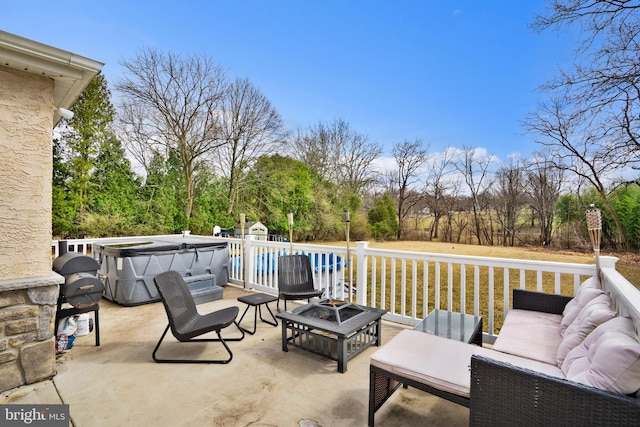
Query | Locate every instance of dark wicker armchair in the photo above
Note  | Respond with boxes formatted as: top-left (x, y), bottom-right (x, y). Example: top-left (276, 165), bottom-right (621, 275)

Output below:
top-left (152, 270), bottom-right (244, 364)
top-left (277, 254), bottom-right (323, 311)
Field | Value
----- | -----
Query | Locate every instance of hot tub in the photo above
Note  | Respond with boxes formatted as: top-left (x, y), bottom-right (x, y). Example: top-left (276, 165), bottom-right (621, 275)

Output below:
top-left (92, 236), bottom-right (229, 306)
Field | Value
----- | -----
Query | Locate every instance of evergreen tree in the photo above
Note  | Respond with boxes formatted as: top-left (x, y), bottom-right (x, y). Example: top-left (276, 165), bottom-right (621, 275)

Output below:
top-left (53, 74), bottom-right (117, 237)
top-left (368, 194), bottom-right (399, 240)
top-left (86, 134), bottom-right (142, 236)
top-left (608, 185), bottom-right (640, 250)
top-left (191, 172), bottom-right (232, 234)
top-left (52, 139), bottom-right (74, 237)
top-left (246, 155), bottom-right (314, 236)
top-left (138, 150), bottom-right (184, 233)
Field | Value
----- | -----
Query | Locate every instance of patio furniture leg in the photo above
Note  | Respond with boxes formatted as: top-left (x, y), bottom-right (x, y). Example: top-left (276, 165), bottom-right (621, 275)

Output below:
top-left (237, 303), bottom-right (255, 333)
top-left (238, 300), bottom-right (278, 334)
top-left (277, 297), bottom-right (289, 312)
top-left (152, 322), bottom-right (245, 364)
top-left (368, 366), bottom-right (402, 426)
top-left (94, 308), bottom-right (100, 346)
top-left (281, 321), bottom-right (289, 352)
top-left (338, 336), bottom-right (347, 373)
top-left (258, 303), bottom-right (278, 327)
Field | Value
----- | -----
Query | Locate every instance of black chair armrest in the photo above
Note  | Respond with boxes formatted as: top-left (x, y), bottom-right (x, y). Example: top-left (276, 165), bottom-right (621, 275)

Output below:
top-left (512, 289), bottom-right (572, 314)
top-left (470, 355), bottom-right (640, 427)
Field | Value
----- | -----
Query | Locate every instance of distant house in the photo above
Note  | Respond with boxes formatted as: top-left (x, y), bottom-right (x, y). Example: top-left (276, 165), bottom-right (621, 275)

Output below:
top-left (0, 30), bottom-right (103, 392)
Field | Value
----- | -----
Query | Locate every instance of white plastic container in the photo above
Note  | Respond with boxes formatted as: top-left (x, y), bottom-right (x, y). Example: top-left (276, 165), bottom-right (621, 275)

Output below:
top-left (75, 313), bottom-right (91, 336)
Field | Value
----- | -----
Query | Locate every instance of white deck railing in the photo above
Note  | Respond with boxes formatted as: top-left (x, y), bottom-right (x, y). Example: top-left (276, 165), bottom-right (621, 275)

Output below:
top-left (54, 235), bottom-right (633, 342)
top-left (601, 266), bottom-right (640, 334)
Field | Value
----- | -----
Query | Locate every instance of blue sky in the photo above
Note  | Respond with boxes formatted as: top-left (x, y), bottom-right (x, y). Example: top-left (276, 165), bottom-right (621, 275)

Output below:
top-left (4, 1), bottom-right (578, 160)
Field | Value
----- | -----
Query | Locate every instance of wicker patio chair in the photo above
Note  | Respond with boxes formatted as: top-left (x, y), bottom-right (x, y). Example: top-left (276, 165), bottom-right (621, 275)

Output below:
top-left (277, 254), bottom-right (323, 311)
top-left (152, 270), bottom-right (244, 364)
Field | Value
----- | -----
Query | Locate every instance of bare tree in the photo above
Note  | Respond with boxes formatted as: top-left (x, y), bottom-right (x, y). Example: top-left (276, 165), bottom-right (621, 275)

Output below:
top-left (390, 139), bottom-right (430, 239)
top-left (116, 48), bottom-right (227, 218)
top-left (494, 158), bottom-right (527, 246)
top-left (423, 148), bottom-right (456, 240)
top-left (525, 98), bottom-right (630, 247)
top-left (452, 197), bottom-right (472, 244)
top-left (290, 118), bottom-right (382, 196)
top-left (452, 146), bottom-right (496, 245)
top-left (532, 1), bottom-right (640, 162)
top-left (525, 150), bottom-right (565, 246)
top-left (215, 77), bottom-right (285, 215)
top-left (530, 0), bottom-right (640, 247)
top-left (290, 121), bottom-right (341, 183)
top-left (337, 132), bottom-right (382, 196)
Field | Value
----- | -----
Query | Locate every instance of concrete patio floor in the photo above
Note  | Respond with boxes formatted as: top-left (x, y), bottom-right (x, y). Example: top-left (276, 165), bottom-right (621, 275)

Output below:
top-left (1, 285), bottom-right (469, 426)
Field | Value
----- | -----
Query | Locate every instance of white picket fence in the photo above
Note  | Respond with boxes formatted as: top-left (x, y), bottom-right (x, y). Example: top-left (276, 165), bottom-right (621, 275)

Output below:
top-left (54, 234), bottom-right (631, 342)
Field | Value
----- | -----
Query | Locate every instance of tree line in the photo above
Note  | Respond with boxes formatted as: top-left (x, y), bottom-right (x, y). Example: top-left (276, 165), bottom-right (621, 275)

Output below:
top-left (53, 1), bottom-right (640, 252)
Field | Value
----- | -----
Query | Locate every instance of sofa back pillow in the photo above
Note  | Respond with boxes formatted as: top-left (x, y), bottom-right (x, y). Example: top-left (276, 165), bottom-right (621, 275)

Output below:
top-left (561, 287), bottom-right (607, 335)
top-left (567, 331), bottom-right (640, 395)
top-left (561, 316), bottom-right (637, 377)
top-left (577, 276), bottom-right (600, 292)
top-left (556, 294), bottom-right (616, 366)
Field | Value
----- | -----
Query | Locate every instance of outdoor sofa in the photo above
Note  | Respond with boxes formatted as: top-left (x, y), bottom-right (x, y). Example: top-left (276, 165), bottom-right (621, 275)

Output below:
top-left (369, 277), bottom-right (640, 426)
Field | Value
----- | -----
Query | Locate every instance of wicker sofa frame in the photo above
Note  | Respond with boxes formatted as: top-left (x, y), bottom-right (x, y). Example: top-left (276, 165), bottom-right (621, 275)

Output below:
top-left (369, 288), bottom-right (640, 426)
top-left (470, 355), bottom-right (640, 426)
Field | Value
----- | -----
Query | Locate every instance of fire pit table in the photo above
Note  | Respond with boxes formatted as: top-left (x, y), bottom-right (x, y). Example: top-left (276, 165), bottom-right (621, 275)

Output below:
top-left (276, 299), bottom-right (386, 373)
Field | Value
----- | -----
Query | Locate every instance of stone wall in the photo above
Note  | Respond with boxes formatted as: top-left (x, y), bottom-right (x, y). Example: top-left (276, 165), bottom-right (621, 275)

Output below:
top-left (0, 277), bottom-right (60, 393)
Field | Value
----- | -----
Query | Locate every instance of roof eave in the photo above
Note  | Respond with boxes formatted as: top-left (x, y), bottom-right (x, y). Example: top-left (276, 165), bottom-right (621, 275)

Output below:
top-left (0, 30), bottom-right (104, 125)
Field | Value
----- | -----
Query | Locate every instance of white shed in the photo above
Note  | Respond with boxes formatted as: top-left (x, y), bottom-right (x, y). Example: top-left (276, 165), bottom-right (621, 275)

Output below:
top-left (235, 221), bottom-right (268, 240)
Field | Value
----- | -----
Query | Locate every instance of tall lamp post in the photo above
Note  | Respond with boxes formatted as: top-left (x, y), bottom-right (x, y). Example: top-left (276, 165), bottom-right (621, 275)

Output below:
top-left (343, 209), bottom-right (351, 296)
top-left (287, 211), bottom-right (294, 253)
top-left (586, 204), bottom-right (602, 279)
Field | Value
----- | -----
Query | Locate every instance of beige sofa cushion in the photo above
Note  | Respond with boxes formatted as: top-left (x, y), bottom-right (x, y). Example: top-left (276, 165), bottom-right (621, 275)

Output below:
top-left (492, 309), bottom-right (563, 365)
top-left (562, 317), bottom-right (640, 395)
top-left (556, 294), bottom-right (616, 365)
top-left (577, 276), bottom-right (600, 293)
top-left (562, 316), bottom-right (637, 376)
top-left (502, 309), bottom-right (563, 325)
top-left (370, 329), bottom-right (563, 398)
top-left (561, 287), bottom-right (606, 335)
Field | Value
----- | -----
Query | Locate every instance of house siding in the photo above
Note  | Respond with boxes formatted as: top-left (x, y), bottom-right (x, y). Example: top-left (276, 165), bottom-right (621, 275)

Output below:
top-left (0, 66), bottom-right (54, 280)
top-left (0, 66), bottom-right (60, 392)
